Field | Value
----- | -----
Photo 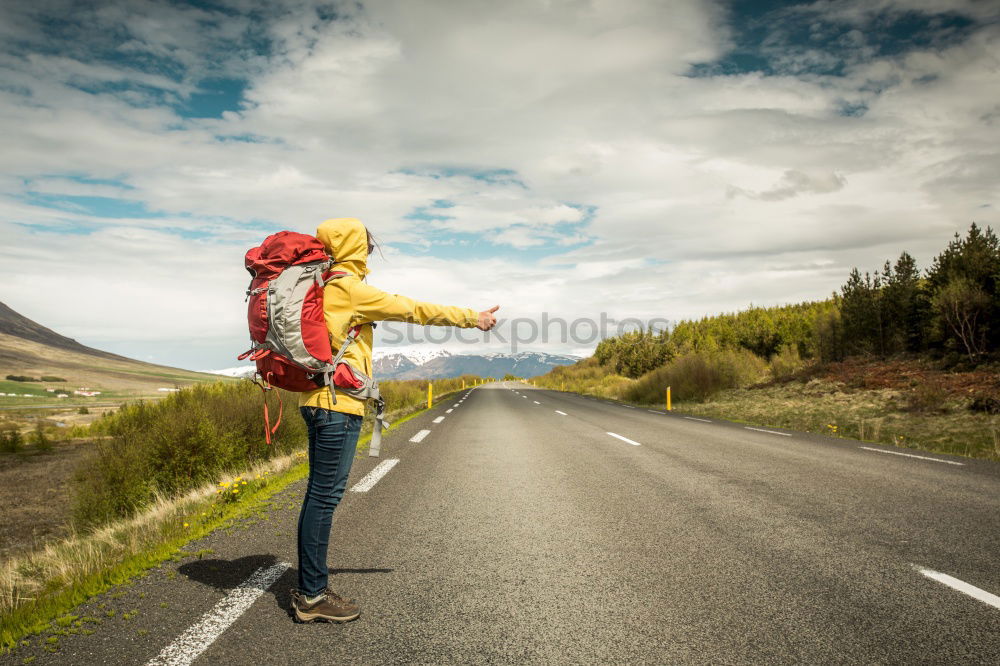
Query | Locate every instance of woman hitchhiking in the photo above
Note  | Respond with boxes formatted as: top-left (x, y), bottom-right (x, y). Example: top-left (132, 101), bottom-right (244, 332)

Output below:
top-left (291, 217), bottom-right (498, 624)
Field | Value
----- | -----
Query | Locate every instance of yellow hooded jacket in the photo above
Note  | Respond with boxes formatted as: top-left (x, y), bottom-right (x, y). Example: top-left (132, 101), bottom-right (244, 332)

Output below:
top-left (299, 218), bottom-right (480, 415)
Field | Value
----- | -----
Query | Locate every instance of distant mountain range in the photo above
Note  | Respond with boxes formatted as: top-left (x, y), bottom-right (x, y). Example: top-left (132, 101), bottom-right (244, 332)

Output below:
top-left (372, 349), bottom-right (579, 380)
top-left (213, 350), bottom-right (579, 381)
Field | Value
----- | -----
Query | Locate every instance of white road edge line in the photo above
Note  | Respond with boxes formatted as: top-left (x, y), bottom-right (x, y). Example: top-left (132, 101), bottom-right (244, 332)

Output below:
top-left (684, 416), bottom-right (712, 422)
top-left (350, 458), bottom-right (400, 493)
top-left (860, 446), bottom-right (964, 466)
top-left (433, 416), bottom-right (445, 423)
top-left (409, 429), bottom-right (431, 443)
top-left (607, 432), bottom-right (641, 446)
top-left (744, 426), bottom-right (792, 437)
top-left (555, 410), bottom-right (567, 416)
top-left (916, 566), bottom-right (1000, 609)
top-left (147, 562), bottom-right (291, 666)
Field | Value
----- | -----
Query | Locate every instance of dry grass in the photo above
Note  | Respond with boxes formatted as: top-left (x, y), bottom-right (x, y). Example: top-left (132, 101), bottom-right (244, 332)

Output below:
top-left (677, 378), bottom-right (1000, 461)
top-left (0, 448), bottom-right (306, 651)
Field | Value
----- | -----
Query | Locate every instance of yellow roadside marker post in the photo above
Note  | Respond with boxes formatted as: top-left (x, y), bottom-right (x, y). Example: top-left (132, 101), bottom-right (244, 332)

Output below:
top-left (666, 386), bottom-right (672, 411)
top-left (428, 382), bottom-right (433, 409)
top-left (462, 379), bottom-right (466, 389)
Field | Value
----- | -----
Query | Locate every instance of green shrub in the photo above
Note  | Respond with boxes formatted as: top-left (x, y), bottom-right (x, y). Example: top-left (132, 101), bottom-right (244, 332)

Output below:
top-left (769, 344), bottom-right (803, 381)
top-left (5, 375), bottom-right (38, 383)
top-left (33, 423), bottom-right (53, 453)
top-left (1, 427), bottom-right (23, 454)
top-left (624, 349), bottom-right (767, 404)
top-left (72, 381), bottom-right (305, 528)
top-left (535, 357), bottom-right (632, 397)
top-left (77, 406), bottom-right (89, 415)
top-left (40, 376), bottom-right (67, 382)
top-left (71, 375), bottom-right (480, 529)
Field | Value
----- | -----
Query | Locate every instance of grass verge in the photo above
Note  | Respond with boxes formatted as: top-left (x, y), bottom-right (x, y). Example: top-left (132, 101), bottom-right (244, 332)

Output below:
top-left (673, 381), bottom-right (1000, 461)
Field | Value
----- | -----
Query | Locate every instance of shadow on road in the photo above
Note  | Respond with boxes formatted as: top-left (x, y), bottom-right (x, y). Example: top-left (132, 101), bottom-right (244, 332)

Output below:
top-left (177, 555), bottom-right (394, 613)
top-left (178, 554), bottom-right (283, 591)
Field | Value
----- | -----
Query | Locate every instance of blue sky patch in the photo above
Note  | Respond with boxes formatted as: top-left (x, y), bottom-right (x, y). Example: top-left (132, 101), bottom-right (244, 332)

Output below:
top-left (23, 192), bottom-right (161, 219)
top-left (405, 200), bottom-right (456, 222)
top-left (689, 2), bottom-right (980, 79)
top-left (182, 77), bottom-right (248, 118)
top-left (15, 220), bottom-right (101, 236)
top-left (399, 166), bottom-right (527, 188)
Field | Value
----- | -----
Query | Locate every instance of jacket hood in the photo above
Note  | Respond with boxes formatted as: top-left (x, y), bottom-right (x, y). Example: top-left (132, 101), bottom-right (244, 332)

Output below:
top-left (316, 217), bottom-right (368, 278)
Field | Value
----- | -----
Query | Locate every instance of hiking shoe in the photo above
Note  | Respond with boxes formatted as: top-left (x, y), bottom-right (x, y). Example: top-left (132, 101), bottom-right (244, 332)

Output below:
top-left (291, 588), bottom-right (361, 623)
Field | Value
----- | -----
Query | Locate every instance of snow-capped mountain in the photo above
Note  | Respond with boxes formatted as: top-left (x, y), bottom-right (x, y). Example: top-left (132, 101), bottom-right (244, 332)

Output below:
top-left (373, 349), bottom-right (579, 380)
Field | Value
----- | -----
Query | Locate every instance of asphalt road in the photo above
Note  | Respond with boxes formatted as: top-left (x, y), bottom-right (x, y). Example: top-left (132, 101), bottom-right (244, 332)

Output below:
top-left (6, 382), bottom-right (999, 664)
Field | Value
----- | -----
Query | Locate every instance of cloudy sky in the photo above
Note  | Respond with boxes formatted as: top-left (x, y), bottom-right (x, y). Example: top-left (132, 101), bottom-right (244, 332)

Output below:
top-left (1, 0), bottom-right (998, 370)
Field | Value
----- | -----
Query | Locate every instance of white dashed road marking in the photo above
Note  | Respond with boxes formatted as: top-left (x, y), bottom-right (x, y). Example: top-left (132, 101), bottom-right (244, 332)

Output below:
top-left (859, 446), bottom-right (964, 466)
top-left (446, 409), bottom-right (453, 414)
top-left (744, 426), bottom-right (792, 437)
top-left (453, 403), bottom-right (460, 407)
top-left (648, 410), bottom-right (666, 414)
top-left (351, 458), bottom-right (400, 492)
top-left (917, 567), bottom-right (1000, 609)
top-left (607, 432), bottom-right (641, 446)
top-left (555, 410), bottom-right (567, 416)
top-left (433, 416), bottom-right (445, 423)
top-left (533, 400), bottom-right (540, 404)
top-left (684, 416), bottom-right (712, 422)
top-left (410, 429), bottom-right (431, 443)
top-left (148, 562), bottom-right (291, 666)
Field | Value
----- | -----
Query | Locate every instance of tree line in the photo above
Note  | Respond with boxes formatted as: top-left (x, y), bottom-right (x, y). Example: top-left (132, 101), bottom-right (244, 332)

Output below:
top-left (594, 224), bottom-right (998, 378)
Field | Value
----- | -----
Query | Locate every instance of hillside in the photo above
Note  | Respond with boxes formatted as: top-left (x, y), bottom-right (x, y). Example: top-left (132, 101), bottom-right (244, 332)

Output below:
top-left (0, 301), bottom-right (130, 362)
top-left (0, 302), bottom-right (222, 401)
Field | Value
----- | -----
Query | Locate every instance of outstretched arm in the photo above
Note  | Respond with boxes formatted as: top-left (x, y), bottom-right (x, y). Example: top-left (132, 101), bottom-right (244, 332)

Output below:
top-left (351, 282), bottom-right (497, 329)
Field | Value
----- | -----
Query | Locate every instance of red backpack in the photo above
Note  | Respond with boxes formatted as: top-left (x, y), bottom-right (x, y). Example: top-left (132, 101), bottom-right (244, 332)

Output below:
top-left (238, 231), bottom-right (388, 453)
top-left (239, 231), bottom-right (343, 391)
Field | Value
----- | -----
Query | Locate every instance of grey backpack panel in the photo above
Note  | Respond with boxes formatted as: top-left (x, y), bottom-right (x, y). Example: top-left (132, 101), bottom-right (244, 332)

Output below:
top-left (263, 261), bottom-right (341, 373)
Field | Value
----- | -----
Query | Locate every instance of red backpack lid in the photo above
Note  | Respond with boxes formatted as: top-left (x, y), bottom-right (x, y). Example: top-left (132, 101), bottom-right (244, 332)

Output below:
top-left (245, 231), bottom-right (329, 279)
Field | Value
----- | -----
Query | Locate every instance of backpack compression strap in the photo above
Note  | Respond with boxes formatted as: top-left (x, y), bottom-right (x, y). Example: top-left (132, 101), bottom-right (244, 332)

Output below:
top-left (251, 371), bottom-right (283, 445)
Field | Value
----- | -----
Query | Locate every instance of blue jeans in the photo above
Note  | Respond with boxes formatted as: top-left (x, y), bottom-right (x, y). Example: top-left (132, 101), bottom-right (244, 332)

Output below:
top-left (297, 406), bottom-right (363, 597)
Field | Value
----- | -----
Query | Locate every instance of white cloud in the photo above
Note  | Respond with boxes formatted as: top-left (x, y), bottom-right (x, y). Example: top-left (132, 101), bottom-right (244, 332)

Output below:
top-left (0, 0), bottom-right (998, 368)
